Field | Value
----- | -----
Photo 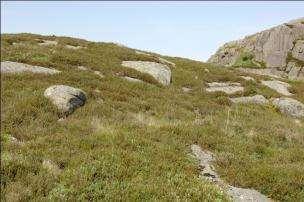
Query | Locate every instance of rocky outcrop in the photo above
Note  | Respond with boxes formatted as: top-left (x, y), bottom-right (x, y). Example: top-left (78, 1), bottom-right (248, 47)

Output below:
top-left (230, 95), bottom-right (269, 105)
top-left (208, 18), bottom-right (304, 80)
top-left (272, 97), bottom-right (304, 118)
top-left (1, 61), bottom-right (60, 75)
top-left (44, 85), bottom-right (86, 116)
top-left (261, 80), bottom-right (292, 96)
top-left (191, 144), bottom-right (271, 202)
top-left (206, 82), bottom-right (244, 94)
top-left (121, 61), bottom-right (171, 86)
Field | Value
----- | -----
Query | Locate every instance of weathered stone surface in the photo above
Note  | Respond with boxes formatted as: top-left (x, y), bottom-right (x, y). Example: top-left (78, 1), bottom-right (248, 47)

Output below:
top-left (122, 61), bottom-right (171, 86)
top-left (1, 61), bottom-right (60, 75)
top-left (272, 97), bottom-right (304, 118)
top-left (230, 95), bottom-right (269, 105)
top-left (261, 80), bottom-right (292, 96)
top-left (292, 40), bottom-right (304, 61)
top-left (227, 186), bottom-right (271, 202)
top-left (44, 85), bottom-right (86, 115)
top-left (206, 82), bottom-right (244, 94)
top-left (38, 40), bottom-right (58, 46)
top-left (240, 76), bottom-right (255, 81)
top-left (286, 62), bottom-right (304, 80)
top-left (191, 144), bottom-right (271, 202)
top-left (208, 17), bottom-right (304, 80)
top-left (123, 76), bottom-right (143, 83)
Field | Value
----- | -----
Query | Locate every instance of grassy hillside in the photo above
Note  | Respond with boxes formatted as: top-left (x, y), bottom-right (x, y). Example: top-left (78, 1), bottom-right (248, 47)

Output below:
top-left (1, 33), bottom-right (304, 201)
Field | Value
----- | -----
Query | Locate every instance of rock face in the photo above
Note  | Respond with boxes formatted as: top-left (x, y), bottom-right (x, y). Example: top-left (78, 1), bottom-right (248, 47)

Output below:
top-left (272, 97), bottom-right (304, 118)
top-left (261, 80), bottom-right (292, 96)
top-left (44, 85), bottom-right (86, 115)
top-left (191, 144), bottom-right (271, 202)
top-left (121, 61), bottom-right (171, 86)
top-left (206, 82), bottom-right (244, 94)
top-left (208, 18), bottom-right (304, 80)
top-left (1, 61), bottom-right (60, 75)
top-left (230, 95), bottom-right (269, 105)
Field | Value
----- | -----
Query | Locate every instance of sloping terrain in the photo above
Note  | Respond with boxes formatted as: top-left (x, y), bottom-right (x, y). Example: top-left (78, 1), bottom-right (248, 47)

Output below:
top-left (208, 17), bottom-right (304, 81)
top-left (1, 33), bottom-right (304, 201)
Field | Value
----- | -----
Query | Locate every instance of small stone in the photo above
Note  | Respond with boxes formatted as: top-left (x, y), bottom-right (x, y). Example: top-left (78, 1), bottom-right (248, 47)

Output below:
top-left (77, 66), bottom-right (88, 71)
top-left (240, 76), bottom-right (255, 81)
top-left (93, 71), bottom-right (104, 78)
top-left (182, 87), bottom-right (192, 92)
top-left (230, 95), bottom-right (269, 105)
top-left (206, 82), bottom-right (244, 94)
top-left (42, 160), bottom-right (61, 175)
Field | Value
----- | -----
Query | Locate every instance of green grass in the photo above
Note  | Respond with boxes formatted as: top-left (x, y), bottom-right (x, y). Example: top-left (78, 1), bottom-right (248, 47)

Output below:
top-left (232, 52), bottom-right (264, 68)
top-left (1, 33), bottom-right (304, 201)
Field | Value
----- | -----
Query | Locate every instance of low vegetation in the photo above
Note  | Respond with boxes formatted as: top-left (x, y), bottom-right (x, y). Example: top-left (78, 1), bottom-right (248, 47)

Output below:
top-left (1, 33), bottom-right (304, 201)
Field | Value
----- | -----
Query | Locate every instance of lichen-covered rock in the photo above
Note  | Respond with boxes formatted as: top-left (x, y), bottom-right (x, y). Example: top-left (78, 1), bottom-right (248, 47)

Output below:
top-left (208, 18), bottom-right (304, 80)
top-left (261, 80), bottom-right (292, 96)
top-left (44, 85), bottom-right (86, 115)
top-left (1, 61), bottom-right (60, 75)
top-left (206, 82), bottom-right (244, 94)
top-left (230, 95), bottom-right (269, 105)
top-left (272, 97), bottom-right (304, 118)
top-left (122, 61), bottom-right (171, 86)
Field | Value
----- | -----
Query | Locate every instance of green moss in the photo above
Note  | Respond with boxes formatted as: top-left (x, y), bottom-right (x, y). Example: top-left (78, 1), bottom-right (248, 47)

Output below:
top-left (233, 52), bottom-right (262, 68)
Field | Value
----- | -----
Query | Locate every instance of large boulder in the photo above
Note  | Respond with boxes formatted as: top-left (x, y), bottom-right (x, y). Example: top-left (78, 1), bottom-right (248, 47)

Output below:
top-left (208, 18), bottom-right (304, 81)
top-left (1, 61), bottom-right (60, 75)
top-left (121, 61), bottom-right (171, 86)
top-left (44, 85), bottom-right (86, 115)
top-left (272, 97), bottom-right (304, 118)
top-left (261, 80), bottom-right (292, 96)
